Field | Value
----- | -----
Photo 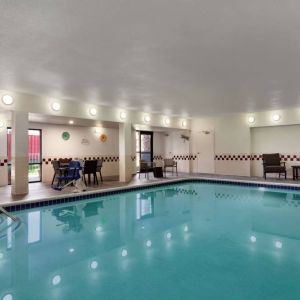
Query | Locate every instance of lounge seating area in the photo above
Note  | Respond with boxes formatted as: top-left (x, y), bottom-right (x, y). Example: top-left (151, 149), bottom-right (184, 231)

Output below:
top-left (262, 153), bottom-right (287, 180)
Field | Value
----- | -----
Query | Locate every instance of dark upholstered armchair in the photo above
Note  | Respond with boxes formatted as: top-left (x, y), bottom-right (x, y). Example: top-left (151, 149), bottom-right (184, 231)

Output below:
top-left (262, 153), bottom-right (286, 179)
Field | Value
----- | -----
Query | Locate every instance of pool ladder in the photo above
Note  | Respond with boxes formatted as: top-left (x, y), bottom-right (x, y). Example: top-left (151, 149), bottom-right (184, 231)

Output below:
top-left (0, 206), bottom-right (19, 222)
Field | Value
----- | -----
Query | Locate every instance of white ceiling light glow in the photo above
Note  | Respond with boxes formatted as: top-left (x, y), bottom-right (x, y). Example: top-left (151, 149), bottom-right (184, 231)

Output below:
top-left (90, 261), bottom-right (98, 270)
top-left (52, 275), bottom-right (61, 286)
top-left (248, 116), bottom-right (255, 124)
top-left (89, 107), bottom-right (97, 116)
top-left (120, 111), bottom-right (127, 120)
top-left (1, 95), bottom-right (14, 105)
top-left (144, 115), bottom-right (151, 123)
top-left (51, 102), bottom-right (61, 112)
top-left (181, 120), bottom-right (187, 128)
top-left (2, 294), bottom-right (13, 300)
top-left (121, 249), bottom-right (128, 257)
top-left (164, 117), bottom-right (170, 126)
top-left (69, 120), bottom-right (74, 125)
top-left (272, 114), bottom-right (281, 122)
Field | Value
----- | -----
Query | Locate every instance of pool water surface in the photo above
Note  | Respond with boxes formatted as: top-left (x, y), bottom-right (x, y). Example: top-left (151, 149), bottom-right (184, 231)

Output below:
top-left (1, 182), bottom-right (300, 299)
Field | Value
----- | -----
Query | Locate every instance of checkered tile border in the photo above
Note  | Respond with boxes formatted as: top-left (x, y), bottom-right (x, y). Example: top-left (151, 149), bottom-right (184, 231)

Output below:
top-left (215, 154), bottom-right (300, 161)
top-left (172, 155), bottom-right (197, 161)
top-left (42, 156), bottom-right (119, 165)
top-left (0, 158), bottom-right (8, 167)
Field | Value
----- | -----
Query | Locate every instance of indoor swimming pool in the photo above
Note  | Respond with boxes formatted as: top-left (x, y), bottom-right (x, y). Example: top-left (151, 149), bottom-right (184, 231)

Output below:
top-left (1, 181), bottom-right (300, 299)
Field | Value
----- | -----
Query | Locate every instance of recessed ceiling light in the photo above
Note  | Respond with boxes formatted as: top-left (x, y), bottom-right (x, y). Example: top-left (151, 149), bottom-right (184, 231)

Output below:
top-left (144, 114), bottom-right (151, 123)
top-left (69, 248), bottom-right (75, 253)
top-left (272, 114), bottom-right (281, 121)
top-left (164, 117), bottom-right (170, 126)
top-left (51, 102), bottom-right (61, 111)
top-left (248, 116), bottom-right (255, 124)
top-left (121, 249), bottom-right (128, 257)
top-left (146, 240), bottom-right (152, 248)
top-left (250, 235), bottom-right (256, 243)
top-left (2, 94), bottom-right (14, 105)
top-left (182, 120), bottom-right (187, 127)
top-left (184, 225), bottom-right (189, 232)
top-left (69, 120), bottom-right (74, 125)
top-left (89, 107), bottom-right (97, 116)
top-left (120, 111), bottom-right (127, 120)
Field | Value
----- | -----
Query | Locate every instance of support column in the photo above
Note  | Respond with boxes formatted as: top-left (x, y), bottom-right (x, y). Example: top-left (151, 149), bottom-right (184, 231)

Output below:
top-left (119, 122), bottom-right (132, 182)
top-left (11, 111), bottom-right (28, 195)
top-left (0, 114), bottom-right (8, 186)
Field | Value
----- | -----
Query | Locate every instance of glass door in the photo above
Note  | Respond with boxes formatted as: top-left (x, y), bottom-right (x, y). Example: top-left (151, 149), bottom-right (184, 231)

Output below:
top-left (136, 131), bottom-right (153, 169)
top-left (7, 128), bottom-right (42, 183)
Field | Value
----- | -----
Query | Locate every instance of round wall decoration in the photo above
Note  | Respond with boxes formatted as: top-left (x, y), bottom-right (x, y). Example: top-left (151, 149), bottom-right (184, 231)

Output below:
top-left (62, 131), bottom-right (70, 141)
top-left (100, 134), bottom-right (107, 142)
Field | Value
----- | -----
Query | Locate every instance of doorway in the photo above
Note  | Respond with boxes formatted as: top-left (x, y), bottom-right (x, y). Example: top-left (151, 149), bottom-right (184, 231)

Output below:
top-left (194, 131), bottom-right (215, 174)
top-left (7, 128), bottom-right (42, 183)
top-left (136, 131), bottom-right (153, 169)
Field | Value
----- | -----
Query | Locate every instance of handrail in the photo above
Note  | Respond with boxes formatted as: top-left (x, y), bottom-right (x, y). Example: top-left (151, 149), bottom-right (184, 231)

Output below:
top-left (0, 207), bottom-right (19, 222)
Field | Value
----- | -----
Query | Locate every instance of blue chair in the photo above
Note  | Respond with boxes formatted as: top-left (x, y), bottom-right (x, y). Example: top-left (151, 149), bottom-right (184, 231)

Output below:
top-left (53, 161), bottom-right (82, 191)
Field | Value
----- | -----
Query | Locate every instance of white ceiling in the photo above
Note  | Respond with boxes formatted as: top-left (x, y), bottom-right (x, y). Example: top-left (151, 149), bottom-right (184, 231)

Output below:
top-left (1, 1), bottom-right (300, 117)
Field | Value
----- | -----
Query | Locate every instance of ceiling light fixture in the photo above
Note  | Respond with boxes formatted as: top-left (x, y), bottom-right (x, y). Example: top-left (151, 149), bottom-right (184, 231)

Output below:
top-left (89, 107), bottom-right (97, 116)
top-left (120, 111), bottom-right (127, 120)
top-left (2, 95), bottom-right (14, 105)
top-left (144, 115), bottom-right (151, 123)
top-left (248, 116), bottom-right (255, 124)
top-left (69, 120), bottom-right (74, 125)
top-left (182, 120), bottom-right (187, 128)
top-left (51, 102), bottom-right (61, 112)
top-left (272, 114), bottom-right (281, 122)
top-left (164, 117), bottom-right (170, 126)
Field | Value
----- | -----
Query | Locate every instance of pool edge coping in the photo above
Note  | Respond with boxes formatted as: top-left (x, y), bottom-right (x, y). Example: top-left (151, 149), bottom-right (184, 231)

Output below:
top-left (2, 176), bottom-right (300, 212)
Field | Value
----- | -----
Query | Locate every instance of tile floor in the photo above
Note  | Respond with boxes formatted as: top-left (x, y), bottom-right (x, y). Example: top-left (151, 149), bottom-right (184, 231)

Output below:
top-left (0, 172), bottom-right (300, 206)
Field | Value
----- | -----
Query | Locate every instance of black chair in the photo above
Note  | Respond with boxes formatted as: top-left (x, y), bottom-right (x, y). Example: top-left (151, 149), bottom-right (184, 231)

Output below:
top-left (51, 160), bottom-right (61, 185)
top-left (96, 159), bottom-right (103, 182)
top-left (83, 160), bottom-right (98, 185)
top-left (138, 160), bottom-right (154, 179)
top-left (262, 153), bottom-right (287, 179)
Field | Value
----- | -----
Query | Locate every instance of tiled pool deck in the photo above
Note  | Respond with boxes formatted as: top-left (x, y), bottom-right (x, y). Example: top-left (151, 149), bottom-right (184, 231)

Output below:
top-left (1, 173), bottom-right (300, 210)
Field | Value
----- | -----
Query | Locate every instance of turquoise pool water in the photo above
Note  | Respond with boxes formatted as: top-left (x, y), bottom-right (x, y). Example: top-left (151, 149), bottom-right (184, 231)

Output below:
top-left (1, 181), bottom-right (300, 299)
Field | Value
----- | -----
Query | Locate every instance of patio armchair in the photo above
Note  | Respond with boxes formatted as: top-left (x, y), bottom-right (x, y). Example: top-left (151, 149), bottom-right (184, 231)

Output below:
top-left (163, 158), bottom-right (178, 176)
top-left (262, 153), bottom-right (286, 179)
top-left (138, 160), bottom-right (154, 179)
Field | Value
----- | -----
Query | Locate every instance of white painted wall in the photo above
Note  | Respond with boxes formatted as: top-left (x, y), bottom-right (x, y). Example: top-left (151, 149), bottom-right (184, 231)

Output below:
top-left (191, 114), bottom-right (251, 176)
top-left (164, 131), bottom-right (191, 173)
top-left (29, 122), bottom-right (119, 182)
top-left (251, 125), bottom-right (300, 178)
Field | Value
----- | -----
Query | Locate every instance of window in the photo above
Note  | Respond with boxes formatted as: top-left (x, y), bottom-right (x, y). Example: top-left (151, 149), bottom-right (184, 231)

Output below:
top-left (7, 128), bottom-right (42, 183)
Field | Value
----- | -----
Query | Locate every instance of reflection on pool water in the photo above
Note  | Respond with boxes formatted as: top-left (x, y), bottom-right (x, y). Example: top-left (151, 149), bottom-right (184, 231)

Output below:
top-left (1, 182), bottom-right (300, 299)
